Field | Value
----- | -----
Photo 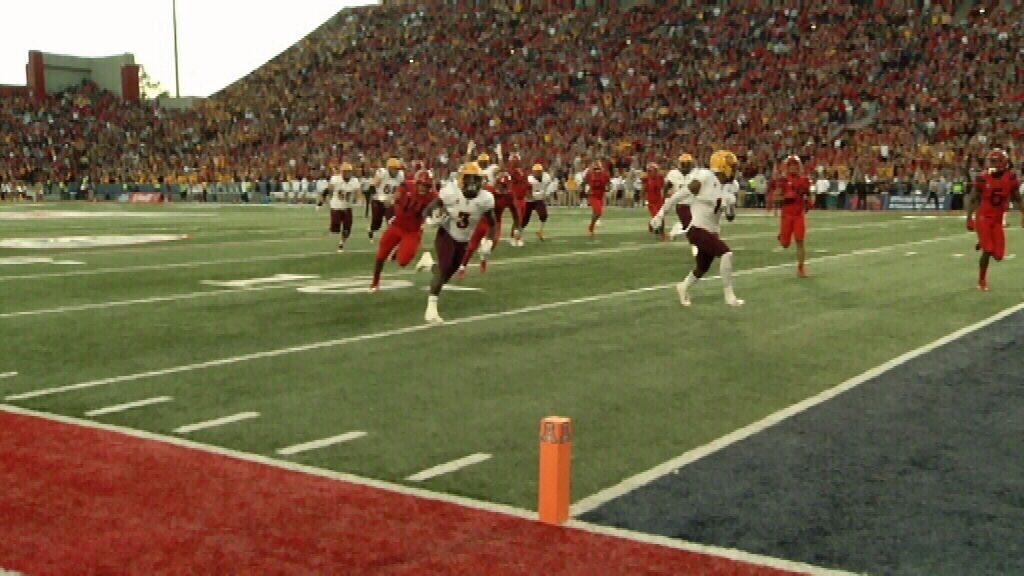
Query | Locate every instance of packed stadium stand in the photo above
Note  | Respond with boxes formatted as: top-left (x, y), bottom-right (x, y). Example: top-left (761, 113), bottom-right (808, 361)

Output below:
top-left (1, 0), bottom-right (1022, 200)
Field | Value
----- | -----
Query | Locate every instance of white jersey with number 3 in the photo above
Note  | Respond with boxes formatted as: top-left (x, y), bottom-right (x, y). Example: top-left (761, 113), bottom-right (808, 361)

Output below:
top-left (439, 182), bottom-right (495, 242)
top-left (688, 169), bottom-right (737, 235)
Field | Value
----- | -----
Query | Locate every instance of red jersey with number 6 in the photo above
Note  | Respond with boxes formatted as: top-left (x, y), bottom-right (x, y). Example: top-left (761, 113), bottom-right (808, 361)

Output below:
top-left (391, 181), bottom-right (437, 232)
top-left (975, 170), bottom-right (1020, 218)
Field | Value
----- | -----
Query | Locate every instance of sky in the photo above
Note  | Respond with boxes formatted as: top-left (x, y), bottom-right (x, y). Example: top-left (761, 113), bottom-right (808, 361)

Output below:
top-left (0, 0), bottom-right (376, 97)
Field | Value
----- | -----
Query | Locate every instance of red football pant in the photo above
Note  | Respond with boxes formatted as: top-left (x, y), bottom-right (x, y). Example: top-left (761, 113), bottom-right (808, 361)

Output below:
top-left (647, 199), bottom-right (664, 219)
top-left (976, 215), bottom-right (1006, 260)
top-left (589, 195), bottom-right (604, 217)
top-left (375, 225), bottom-right (422, 266)
top-left (778, 212), bottom-right (806, 247)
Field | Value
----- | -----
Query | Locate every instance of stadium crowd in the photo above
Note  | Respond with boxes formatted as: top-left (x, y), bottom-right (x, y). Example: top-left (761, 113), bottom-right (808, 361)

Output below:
top-left (1, 0), bottom-right (1022, 201)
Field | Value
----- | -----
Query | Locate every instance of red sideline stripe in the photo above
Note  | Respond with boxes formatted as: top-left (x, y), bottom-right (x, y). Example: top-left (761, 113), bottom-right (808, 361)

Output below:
top-left (0, 411), bottom-right (802, 575)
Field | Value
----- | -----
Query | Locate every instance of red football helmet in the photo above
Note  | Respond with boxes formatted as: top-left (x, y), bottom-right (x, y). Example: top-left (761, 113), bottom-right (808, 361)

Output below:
top-left (784, 155), bottom-right (802, 174)
top-left (592, 160), bottom-right (604, 171)
top-left (508, 153), bottom-right (522, 165)
top-left (646, 162), bottom-right (659, 173)
top-left (496, 171), bottom-right (512, 187)
top-left (987, 148), bottom-right (1009, 173)
top-left (414, 169), bottom-right (433, 190)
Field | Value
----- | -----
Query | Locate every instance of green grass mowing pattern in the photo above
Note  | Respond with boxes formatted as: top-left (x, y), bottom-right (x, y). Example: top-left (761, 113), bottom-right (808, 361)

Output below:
top-left (2, 205), bottom-right (1020, 510)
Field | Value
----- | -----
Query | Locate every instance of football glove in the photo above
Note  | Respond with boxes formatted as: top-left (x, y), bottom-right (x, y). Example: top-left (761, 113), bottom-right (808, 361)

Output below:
top-left (479, 238), bottom-right (494, 257)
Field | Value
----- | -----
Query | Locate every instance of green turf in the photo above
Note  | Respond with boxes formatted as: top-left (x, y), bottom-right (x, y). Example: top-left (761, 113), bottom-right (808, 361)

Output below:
top-left (2, 202), bottom-right (1020, 510)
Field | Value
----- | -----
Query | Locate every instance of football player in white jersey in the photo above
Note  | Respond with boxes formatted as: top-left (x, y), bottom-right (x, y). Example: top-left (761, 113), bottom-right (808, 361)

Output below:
top-left (523, 163), bottom-right (557, 241)
top-left (422, 162), bottom-right (498, 324)
top-left (651, 150), bottom-right (744, 307)
top-left (369, 157), bottom-right (404, 239)
top-left (663, 153), bottom-right (698, 242)
top-left (319, 162), bottom-right (361, 252)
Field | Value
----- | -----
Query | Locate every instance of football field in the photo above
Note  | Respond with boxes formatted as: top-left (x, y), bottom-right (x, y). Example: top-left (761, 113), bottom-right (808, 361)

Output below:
top-left (2, 202), bottom-right (1023, 574)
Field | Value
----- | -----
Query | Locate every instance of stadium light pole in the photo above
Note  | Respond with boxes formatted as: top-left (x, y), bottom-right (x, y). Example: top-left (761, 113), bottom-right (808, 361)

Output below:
top-left (172, 0), bottom-right (181, 98)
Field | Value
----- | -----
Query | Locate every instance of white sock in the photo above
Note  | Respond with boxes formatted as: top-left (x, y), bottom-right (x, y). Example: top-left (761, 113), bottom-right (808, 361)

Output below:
top-left (681, 271), bottom-right (698, 290)
top-left (720, 252), bottom-right (735, 293)
top-left (426, 294), bottom-right (438, 311)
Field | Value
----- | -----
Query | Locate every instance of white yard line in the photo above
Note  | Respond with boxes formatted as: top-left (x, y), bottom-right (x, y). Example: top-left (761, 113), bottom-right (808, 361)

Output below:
top-left (4, 231), bottom-right (964, 402)
top-left (406, 453), bottom-right (492, 482)
top-left (85, 396), bottom-right (173, 417)
top-left (0, 221), bottom-right (911, 319)
top-left (0, 251), bottom-right (324, 282)
top-left (0, 219), bottom-right (896, 283)
top-left (0, 404), bottom-right (856, 576)
top-left (569, 301), bottom-right (1024, 517)
top-left (0, 372), bottom-right (17, 379)
top-left (276, 431), bottom-right (367, 455)
top-left (172, 412), bottom-right (260, 434)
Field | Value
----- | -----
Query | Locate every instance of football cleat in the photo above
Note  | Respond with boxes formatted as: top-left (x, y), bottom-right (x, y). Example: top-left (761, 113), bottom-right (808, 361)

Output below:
top-left (480, 260), bottom-right (488, 273)
top-left (456, 265), bottom-right (467, 279)
top-left (676, 282), bottom-right (691, 307)
top-left (978, 282), bottom-right (989, 291)
top-left (797, 265), bottom-right (807, 278)
top-left (368, 229), bottom-right (374, 239)
top-left (536, 230), bottom-right (545, 241)
top-left (595, 219), bottom-right (602, 227)
top-left (588, 223), bottom-right (595, 236)
top-left (424, 309), bottom-right (444, 324)
top-left (725, 289), bottom-right (745, 307)
top-left (669, 222), bottom-right (685, 239)
top-left (368, 284), bottom-right (379, 292)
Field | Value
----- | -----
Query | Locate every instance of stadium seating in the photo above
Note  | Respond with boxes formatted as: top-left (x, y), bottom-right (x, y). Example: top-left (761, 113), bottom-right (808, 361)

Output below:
top-left (1, 1), bottom-right (1021, 195)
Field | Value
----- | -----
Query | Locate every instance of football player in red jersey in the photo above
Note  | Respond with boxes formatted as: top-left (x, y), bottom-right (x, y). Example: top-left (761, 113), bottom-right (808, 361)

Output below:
top-left (643, 162), bottom-right (666, 240)
top-left (507, 153), bottom-right (530, 246)
top-left (584, 160), bottom-right (610, 236)
top-left (966, 148), bottom-right (1024, 291)
top-left (369, 170), bottom-right (438, 291)
top-left (490, 169), bottom-right (522, 247)
top-left (774, 155), bottom-right (814, 277)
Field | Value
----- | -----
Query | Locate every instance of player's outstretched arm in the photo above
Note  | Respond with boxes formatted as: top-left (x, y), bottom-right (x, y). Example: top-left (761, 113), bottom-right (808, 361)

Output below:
top-left (965, 184), bottom-right (979, 229)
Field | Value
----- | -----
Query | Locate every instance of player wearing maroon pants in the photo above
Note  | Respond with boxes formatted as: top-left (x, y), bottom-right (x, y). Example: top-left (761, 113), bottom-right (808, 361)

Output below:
top-left (524, 163), bottom-right (555, 241)
top-left (457, 181), bottom-right (499, 278)
top-left (369, 170), bottom-right (438, 291)
top-left (423, 162), bottom-right (497, 324)
top-left (369, 158), bottom-right (404, 239)
top-left (966, 148), bottom-right (1024, 291)
top-left (583, 161), bottom-right (610, 236)
top-left (774, 155), bottom-right (814, 277)
top-left (644, 163), bottom-right (666, 240)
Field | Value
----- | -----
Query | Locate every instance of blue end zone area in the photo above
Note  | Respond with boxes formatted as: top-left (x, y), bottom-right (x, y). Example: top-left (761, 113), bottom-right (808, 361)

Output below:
top-left (582, 310), bottom-right (1024, 576)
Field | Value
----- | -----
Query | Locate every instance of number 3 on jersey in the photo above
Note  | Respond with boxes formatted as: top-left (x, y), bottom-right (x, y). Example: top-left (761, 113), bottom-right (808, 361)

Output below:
top-left (456, 212), bottom-right (471, 228)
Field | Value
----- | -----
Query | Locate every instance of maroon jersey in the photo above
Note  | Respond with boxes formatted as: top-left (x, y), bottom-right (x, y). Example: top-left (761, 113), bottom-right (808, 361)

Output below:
top-left (391, 182), bottom-right (437, 232)
top-left (585, 170), bottom-right (610, 198)
top-left (775, 175), bottom-right (813, 215)
top-left (975, 170), bottom-right (1020, 218)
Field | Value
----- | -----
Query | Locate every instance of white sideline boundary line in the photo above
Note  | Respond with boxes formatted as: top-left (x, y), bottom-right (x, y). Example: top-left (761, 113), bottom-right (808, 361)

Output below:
top-left (277, 431), bottom-right (367, 455)
top-left (172, 412), bottom-right (260, 434)
top-left (0, 372), bottom-right (17, 379)
top-left (85, 396), bottom-right (172, 417)
top-left (406, 453), bottom-right (492, 482)
top-left (0, 219), bottom-right (897, 284)
top-left (0, 403), bottom-right (856, 576)
top-left (0, 221), bottom-right (909, 319)
top-left (569, 300), bottom-right (1024, 517)
top-left (4, 231), bottom-right (966, 402)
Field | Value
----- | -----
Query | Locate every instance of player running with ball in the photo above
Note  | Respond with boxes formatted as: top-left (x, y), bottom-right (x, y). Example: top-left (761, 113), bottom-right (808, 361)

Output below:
top-left (422, 162), bottom-right (498, 324)
top-left (966, 148), bottom-right (1024, 291)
